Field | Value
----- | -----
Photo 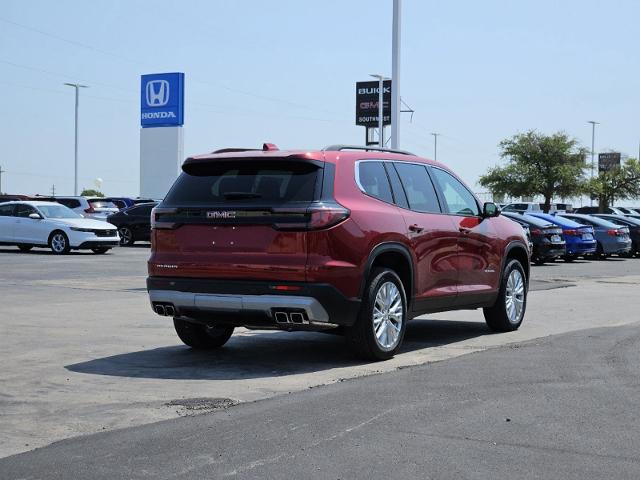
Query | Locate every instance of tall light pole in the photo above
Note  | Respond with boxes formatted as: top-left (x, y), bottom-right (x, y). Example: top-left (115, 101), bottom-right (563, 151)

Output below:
top-left (370, 74), bottom-right (389, 147)
top-left (431, 133), bottom-right (440, 161)
top-left (587, 120), bottom-right (599, 206)
top-left (0, 165), bottom-right (5, 194)
top-left (64, 83), bottom-right (88, 196)
top-left (390, 0), bottom-right (401, 149)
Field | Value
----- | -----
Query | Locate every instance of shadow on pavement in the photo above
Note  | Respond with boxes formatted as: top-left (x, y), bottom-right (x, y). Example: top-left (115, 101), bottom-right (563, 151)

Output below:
top-left (65, 318), bottom-right (489, 381)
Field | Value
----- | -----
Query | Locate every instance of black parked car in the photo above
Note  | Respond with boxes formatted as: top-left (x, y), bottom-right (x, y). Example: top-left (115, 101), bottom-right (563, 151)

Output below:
top-left (106, 202), bottom-right (157, 246)
top-left (502, 211), bottom-right (566, 265)
top-left (593, 214), bottom-right (640, 257)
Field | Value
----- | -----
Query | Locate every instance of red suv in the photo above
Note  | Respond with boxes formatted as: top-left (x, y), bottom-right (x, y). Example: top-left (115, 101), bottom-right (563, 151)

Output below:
top-left (147, 144), bottom-right (529, 360)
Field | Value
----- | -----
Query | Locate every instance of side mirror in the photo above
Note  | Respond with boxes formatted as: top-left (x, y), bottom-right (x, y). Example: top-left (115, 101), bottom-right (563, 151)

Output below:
top-left (28, 213), bottom-right (42, 220)
top-left (483, 202), bottom-right (500, 218)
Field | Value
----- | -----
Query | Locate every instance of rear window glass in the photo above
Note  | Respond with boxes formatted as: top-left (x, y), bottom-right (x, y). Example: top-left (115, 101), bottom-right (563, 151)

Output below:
top-left (89, 200), bottom-right (118, 209)
top-left (165, 161), bottom-right (320, 205)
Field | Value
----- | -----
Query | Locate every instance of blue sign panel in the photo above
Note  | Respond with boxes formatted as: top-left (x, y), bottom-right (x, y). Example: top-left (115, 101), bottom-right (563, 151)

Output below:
top-left (140, 72), bottom-right (184, 127)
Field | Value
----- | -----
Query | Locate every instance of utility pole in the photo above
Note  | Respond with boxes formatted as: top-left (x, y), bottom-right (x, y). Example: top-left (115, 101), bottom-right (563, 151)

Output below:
top-left (431, 133), bottom-right (440, 161)
top-left (369, 74), bottom-right (389, 147)
top-left (0, 165), bottom-right (5, 194)
top-left (390, 0), bottom-right (401, 149)
top-left (64, 83), bottom-right (89, 196)
top-left (51, 184), bottom-right (56, 196)
top-left (587, 120), bottom-right (599, 206)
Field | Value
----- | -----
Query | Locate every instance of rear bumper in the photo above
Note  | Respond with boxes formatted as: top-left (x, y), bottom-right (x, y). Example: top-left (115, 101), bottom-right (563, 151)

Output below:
top-left (566, 241), bottom-right (596, 255)
top-left (535, 243), bottom-right (566, 259)
top-left (146, 277), bottom-right (361, 328)
top-left (602, 239), bottom-right (632, 254)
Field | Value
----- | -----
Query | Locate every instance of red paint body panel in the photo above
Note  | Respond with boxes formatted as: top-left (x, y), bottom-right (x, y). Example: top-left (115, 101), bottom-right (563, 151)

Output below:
top-left (149, 147), bottom-right (530, 314)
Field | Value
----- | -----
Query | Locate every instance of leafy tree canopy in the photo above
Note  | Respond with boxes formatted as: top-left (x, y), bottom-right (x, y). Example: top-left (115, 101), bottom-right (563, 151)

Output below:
top-left (81, 189), bottom-right (104, 197)
top-left (479, 130), bottom-right (588, 211)
top-left (586, 158), bottom-right (640, 211)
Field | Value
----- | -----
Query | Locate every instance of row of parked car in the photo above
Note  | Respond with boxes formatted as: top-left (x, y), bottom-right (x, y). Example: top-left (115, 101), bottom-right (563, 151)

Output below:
top-left (0, 194), bottom-right (158, 254)
top-left (500, 202), bottom-right (640, 265)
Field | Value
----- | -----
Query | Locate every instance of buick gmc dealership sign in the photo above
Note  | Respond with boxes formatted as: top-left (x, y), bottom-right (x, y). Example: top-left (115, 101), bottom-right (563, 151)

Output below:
top-left (140, 72), bottom-right (184, 127)
top-left (355, 80), bottom-right (391, 127)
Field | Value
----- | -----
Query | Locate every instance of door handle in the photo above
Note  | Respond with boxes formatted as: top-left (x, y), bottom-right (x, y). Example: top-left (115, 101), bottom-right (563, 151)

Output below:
top-left (408, 224), bottom-right (424, 233)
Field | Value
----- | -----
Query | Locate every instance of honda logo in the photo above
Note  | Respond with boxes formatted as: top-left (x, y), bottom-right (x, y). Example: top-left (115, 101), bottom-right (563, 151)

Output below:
top-left (146, 80), bottom-right (169, 107)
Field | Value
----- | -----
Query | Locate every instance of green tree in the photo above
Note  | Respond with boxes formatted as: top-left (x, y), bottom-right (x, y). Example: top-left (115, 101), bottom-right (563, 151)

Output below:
top-left (80, 188), bottom-right (104, 197)
top-left (585, 158), bottom-right (640, 211)
top-left (479, 131), bottom-right (589, 212)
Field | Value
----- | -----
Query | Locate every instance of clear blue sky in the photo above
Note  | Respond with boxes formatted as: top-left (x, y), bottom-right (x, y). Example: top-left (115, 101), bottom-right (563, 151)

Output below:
top-left (1, 0), bottom-right (638, 196)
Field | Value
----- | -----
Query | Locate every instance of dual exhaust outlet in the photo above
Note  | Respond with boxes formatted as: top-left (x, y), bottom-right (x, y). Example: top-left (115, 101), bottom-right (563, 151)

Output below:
top-left (153, 302), bottom-right (176, 317)
top-left (274, 310), bottom-right (308, 325)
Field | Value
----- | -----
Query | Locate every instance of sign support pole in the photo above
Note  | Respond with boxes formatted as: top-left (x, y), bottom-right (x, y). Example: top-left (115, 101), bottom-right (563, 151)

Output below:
top-left (391, 0), bottom-right (401, 149)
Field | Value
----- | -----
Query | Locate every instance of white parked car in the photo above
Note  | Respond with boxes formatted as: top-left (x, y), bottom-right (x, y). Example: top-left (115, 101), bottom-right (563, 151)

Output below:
top-left (33, 196), bottom-right (119, 220)
top-left (0, 201), bottom-right (120, 254)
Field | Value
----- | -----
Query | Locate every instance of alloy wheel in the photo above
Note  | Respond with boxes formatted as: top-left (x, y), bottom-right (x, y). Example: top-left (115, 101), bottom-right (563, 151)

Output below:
top-left (505, 269), bottom-right (525, 323)
top-left (51, 233), bottom-right (66, 253)
top-left (119, 227), bottom-right (132, 245)
top-left (372, 281), bottom-right (403, 351)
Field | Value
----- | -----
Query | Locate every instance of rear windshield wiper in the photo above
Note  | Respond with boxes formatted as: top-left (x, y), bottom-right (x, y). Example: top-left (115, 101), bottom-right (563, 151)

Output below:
top-left (222, 192), bottom-right (262, 200)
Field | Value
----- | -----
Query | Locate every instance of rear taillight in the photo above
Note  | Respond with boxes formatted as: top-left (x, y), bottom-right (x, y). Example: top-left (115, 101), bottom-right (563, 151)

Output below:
top-left (151, 207), bottom-right (178, 229)
top-left (607, 229), bottom-right (617, 236)
top-left (274, 202), bottom-right (350, 231)
top-left (608, 228), bottom-right (628, 236)
top-left (563, 229), bottom-right (578, 236)
top-left (530, 228), bottom-right (542, 235)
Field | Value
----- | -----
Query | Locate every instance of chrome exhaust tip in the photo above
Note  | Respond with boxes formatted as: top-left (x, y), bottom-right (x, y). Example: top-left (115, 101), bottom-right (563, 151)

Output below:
top-left (154, 304), bottom-right (166, 316)
top-left (290, 312), bottom-right (305, 324)
top-left (274, 311), bottom-right (289, 323)
top-left (165, 305), bottom-right (175, 317)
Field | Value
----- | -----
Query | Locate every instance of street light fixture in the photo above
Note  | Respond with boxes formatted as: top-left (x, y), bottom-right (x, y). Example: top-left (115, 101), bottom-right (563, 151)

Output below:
top-left (64, 83), bottom-right (89, 196)
top-left (369, 74), bottom-right (389, 147)
top-left (430, 133), bottom-right (440, 161)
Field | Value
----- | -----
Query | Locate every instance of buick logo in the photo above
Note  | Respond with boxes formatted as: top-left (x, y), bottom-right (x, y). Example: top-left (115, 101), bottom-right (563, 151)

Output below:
top-left (207, 211), bottom-right (236, 219)
top-left (146, 80), bottom-right (169, 107)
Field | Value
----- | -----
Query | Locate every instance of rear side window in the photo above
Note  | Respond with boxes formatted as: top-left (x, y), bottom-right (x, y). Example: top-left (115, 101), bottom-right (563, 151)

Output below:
top-left (431, 168), bottom-right (480, 216)
top-left (57, 199), bottom-right (81, 209)
top-left (0, 204), bottom-right (14, 216)
top-left (14, 204), bottom-right (37, 217)
top-left (357, 162), bottom-right (393, 204)
top-left (165, 161), bottom-right (320, 205)
top-left (393, 162), bottom-right (441, 213)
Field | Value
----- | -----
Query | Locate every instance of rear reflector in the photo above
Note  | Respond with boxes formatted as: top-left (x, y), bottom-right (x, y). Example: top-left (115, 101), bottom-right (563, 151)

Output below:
top-left (270, 285), bottom-right (302, 291)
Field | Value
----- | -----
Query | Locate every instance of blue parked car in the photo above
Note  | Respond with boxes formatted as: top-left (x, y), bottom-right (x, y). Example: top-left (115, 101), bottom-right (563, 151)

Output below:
top-left (527, 213), bottom-right (597, 262)
top-left (559, 213), bottom-right (632, 258)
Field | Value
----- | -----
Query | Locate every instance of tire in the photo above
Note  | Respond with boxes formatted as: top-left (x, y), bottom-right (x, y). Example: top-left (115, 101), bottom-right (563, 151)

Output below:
top-left (118, 227), bottom-right (134, 246)
top-left (91, 247), bottom-right (110, 254)
top-left (563, 255), bottom-right (575, 263)
top-left (173, 318), bottom-right (234, 349)
top-left (533, 256), bottom-right (545, 266)
top-left (49, 231), bottom-right (70, 255)
top-left (18, 245), bottom-right (33, 252)
top-left (595, 242), bottom-right (606, 260)
top-left (483, 259), bottom-right (527, 332)
top-left (346, 268), bottom-right (407, 361)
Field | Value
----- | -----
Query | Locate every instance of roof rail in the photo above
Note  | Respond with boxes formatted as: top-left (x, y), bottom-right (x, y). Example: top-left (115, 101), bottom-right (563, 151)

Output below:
top-left (322, 144), bottom-right (414, 156)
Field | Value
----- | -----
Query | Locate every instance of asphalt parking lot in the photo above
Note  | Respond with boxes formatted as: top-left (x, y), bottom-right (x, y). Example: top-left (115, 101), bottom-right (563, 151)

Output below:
top-left (1, 245), bottom-right (639, 467)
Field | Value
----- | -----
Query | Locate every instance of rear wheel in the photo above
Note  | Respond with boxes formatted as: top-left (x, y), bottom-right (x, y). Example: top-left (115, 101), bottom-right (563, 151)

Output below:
top-left (563, 255), bottom-right (575, 262)
top-left (18, 245), bottom-right (33, 252)
top-left (118, 227), bottom-right (134, 246)
top-left (483, 259), bottom-right (527, 332)
top-left (533, 256), bottom-right (545, 266)
top-left (173, 318), bottom-right (234, 349)
top-left (346, 268), bottom-right (407, 361)
top-left (49, 231), bottom-right (70, 255)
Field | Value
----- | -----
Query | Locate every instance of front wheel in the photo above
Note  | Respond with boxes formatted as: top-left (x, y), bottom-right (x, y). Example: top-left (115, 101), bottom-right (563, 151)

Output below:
top-left (173, 318), bottom-right (234, 349)
top-left (346, 268), bottom-right (407, 361)
top-left (483, 259), bottom-right (527, 332)
top-left (49, 231), bottom-right (70, 255)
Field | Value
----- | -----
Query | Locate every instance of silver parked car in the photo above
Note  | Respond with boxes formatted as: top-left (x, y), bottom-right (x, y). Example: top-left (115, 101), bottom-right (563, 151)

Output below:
top-left (559, 213), bottom-right (632, 258)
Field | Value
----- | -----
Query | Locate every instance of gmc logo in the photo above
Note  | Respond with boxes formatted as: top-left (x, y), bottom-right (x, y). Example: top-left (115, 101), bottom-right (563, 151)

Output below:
top-left (207, 211), bottom-right (236, 219)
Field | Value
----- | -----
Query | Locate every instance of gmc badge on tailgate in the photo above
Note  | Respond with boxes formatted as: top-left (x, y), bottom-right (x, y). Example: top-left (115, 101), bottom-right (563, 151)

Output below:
top-left (207, 211), bottom-right (237, 219)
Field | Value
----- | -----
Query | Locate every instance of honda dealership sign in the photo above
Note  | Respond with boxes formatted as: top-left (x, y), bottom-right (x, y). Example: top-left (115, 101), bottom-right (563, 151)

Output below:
top-left (140, 73), bottom-right (184, 127)
top-left (355, 80), bottom-right (391, 127)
